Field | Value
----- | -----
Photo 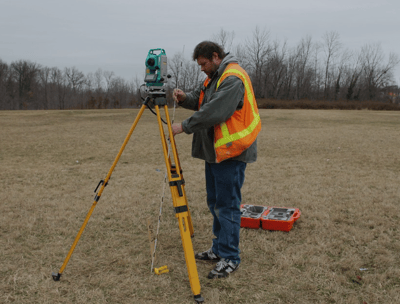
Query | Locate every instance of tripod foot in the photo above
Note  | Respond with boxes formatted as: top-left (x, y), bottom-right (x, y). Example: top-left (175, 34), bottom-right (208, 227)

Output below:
top-left (52, 272), bottom-right (61, 281)
top-left (194, 294), bottom-right (204, 303)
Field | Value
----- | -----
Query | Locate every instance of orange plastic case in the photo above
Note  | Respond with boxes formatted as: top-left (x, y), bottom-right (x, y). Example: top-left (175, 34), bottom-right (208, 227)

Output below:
top-left (261, 207), bottom-right (301, 232)
top-left (240, 204), bottom-right (301, 232)
top-left (240, 204), bottom-right (267, 229)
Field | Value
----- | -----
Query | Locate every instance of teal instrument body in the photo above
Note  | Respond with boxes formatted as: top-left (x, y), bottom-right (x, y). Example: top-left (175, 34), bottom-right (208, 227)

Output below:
top-left (145, 48), bottom-right (168, 87)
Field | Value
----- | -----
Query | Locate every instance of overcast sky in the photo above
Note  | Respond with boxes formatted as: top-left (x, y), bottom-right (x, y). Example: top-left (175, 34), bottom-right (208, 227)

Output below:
top-left (1, 0), bottom-right (399, 84)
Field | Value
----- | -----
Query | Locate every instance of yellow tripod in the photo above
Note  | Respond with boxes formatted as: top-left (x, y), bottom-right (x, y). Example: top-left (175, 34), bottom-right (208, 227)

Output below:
top-left (52, 93), bottom-right (204, 303)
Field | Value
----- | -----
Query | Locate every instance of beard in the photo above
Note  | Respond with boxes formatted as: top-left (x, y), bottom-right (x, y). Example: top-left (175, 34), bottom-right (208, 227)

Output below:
top-left (206, 63), bottom-right (219, 78)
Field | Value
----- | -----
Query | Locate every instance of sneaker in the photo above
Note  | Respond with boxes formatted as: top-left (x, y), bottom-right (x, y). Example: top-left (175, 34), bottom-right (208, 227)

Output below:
top-left (207, 259), bottom-right (239, 279)
top-left (195, 247), bottom-right (220, 262)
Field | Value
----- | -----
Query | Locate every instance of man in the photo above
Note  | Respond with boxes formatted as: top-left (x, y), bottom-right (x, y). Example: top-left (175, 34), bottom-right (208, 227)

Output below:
top-left (171, 41), bottom-right (261, 279)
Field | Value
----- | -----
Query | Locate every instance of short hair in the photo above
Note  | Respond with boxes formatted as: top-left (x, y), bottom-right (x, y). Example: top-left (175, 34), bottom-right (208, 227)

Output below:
top-left (192, 41), bottom-right (226, 61)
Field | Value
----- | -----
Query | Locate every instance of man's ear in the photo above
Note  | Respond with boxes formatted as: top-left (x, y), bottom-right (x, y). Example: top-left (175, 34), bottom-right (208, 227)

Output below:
top-left (212, 52), bottom-right (221, 64)
top-left (212, 52), bottom-right (219, 61)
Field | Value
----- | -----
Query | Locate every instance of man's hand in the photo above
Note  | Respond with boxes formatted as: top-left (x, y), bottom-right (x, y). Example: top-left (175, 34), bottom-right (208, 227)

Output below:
top-left (172, 123), bottom-right (183, 136)
top-left (173, 89), bottom-right (186, 103)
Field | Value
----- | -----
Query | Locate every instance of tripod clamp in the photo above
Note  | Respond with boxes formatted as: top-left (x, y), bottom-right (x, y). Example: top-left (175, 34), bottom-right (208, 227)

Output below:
top-left (170, 176), bottom-right (185, 197)
top-left (94, 180), bottom-right (108, 193)
top-left (94, 180), bottom-right (108, 202)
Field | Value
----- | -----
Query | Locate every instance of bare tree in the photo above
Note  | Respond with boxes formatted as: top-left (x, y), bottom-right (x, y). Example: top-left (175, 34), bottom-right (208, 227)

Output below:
top-left (341, 50), bottom-right (363, 100)
top-left (360, 43), bottom-right (400, 100)
top-left (128, 75), bottom-right (142, 107)
top-left (322, 31), bottom-right (342, 99)
top-left (232, 43), bottom-right (249, 68)
top-left (10, 60), bottom-right (39, 109)
top-left (84, 72), bottom-right (94, 92)
top-left (169, 51), bottom-right (203, 93)
top-left (65, 67), bottom-right (85, 92)
top-left (282, 47), bottom-right (301, 99)
top-left (268, 40), bottom-right (288, 99)
top-left (94, 68), bottom-right (104, 92)
top-left (50, 67), bottom-right (67, 109)
top-left (332, 49), bottom-right (352, 100)
top-left (108, 77), bottom-right (125, 108)
top-left (65, 67), bottom-right (85, 108)
top-left (294, 36), bottom-right (314, 99)
top-left (211, 28), bottom-right (235, 51)
top-left (245, 26), bottom-right (272, 98)
top-left (0, 61), bottom-right (14, 109)
top-left (169, 51), bottom-right (185, 89)
top-left (38, 67), bottom-right (51, 109)
top-left (103, 70), bottom-right (115, 108)
top-left (182, 60), bottom-right (204, 92)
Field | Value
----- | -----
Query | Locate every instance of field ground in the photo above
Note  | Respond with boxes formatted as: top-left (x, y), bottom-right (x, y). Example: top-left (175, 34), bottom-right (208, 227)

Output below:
top-left (0, 108), bottom-right (399, 304)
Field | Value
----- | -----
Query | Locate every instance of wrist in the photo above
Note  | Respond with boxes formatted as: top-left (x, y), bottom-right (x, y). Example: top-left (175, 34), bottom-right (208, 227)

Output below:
top-left (178, 94), bottom-right (186, 104)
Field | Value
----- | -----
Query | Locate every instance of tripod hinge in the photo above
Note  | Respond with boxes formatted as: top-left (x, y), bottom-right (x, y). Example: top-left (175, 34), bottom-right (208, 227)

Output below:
top-left (94, 180), bottom-right (108, 193)
top-left (169, 178), bottom-right (185, 197)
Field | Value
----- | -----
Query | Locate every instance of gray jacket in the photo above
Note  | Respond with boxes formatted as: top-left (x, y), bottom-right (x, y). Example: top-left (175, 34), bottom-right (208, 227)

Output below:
top-left (179, 53), bottom-right (257, 163)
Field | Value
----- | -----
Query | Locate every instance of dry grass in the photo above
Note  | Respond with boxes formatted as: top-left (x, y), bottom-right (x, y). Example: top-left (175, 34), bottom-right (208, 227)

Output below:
top-left (1, 108), bottom-right (400, 304)
top-left (257, 98), bottom-right (400, 111)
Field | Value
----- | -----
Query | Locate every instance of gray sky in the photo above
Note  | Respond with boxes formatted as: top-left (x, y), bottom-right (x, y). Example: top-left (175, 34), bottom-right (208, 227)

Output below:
top-left (1, 0), bottom-right (399, 84)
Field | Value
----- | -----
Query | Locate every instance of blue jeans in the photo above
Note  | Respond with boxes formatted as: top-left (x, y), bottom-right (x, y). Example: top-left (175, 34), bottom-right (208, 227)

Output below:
top-left (205, 160), bottom-right (246, 265)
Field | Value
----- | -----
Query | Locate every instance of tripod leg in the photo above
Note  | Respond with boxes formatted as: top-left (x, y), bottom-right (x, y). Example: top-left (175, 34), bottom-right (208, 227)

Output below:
top-left (154, 105), bottom-right (203, 302)
top-left (162, 105), bottom-right (195, 237)
top-left (52, 104), bottom-right (147, 280)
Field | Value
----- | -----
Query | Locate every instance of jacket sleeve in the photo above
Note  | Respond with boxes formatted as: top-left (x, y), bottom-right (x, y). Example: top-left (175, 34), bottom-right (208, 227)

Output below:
top-left (182, 76), bottom-right (244, 134)
top-left (178, 86), bottom-right (202, 111)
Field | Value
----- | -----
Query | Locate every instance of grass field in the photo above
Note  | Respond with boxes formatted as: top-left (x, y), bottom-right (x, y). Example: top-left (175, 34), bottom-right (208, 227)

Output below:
top-left (1, 108), bottom-right (399, 304)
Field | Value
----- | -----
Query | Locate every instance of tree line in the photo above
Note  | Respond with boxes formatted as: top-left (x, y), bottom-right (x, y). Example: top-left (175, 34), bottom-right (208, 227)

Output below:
top-left (213, 28), bottom-right (399, 103)
top-left (0, 61), bottom-right (144, 110)
top-left (0, 27), bottom-right (399, 110)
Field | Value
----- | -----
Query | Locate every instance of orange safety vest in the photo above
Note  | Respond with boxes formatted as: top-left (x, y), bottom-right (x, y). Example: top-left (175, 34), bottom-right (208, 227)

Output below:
top-left (198, 63), bottom-right (261, 163)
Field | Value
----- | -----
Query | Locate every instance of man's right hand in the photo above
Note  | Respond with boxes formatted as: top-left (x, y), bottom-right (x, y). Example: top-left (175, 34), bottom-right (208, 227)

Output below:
top-left (173, 89), bottom-right (186, 103)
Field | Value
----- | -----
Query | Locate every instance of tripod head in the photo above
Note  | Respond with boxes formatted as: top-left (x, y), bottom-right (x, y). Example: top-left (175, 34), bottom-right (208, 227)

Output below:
top-left (144, 87), bottom-right (168, 106)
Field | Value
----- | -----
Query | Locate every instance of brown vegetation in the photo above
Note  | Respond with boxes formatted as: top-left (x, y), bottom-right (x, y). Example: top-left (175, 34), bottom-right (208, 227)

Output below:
top-left (1, 108), bottom-right (400, 303)
top-left (258, 98), bottom-right (400, 111)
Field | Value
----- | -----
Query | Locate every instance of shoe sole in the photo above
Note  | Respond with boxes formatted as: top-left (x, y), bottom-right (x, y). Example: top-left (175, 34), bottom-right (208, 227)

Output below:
top-left (195, 257), bottom-right (220, 262)
top-left (195, 254), bottom-right (220, 262)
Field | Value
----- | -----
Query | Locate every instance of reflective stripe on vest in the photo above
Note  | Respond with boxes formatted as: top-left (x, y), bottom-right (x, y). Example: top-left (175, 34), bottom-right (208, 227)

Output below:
top-left (214, 65), bottom-right (260, 150)
top-left (197, 63), bottom-right (261, 162)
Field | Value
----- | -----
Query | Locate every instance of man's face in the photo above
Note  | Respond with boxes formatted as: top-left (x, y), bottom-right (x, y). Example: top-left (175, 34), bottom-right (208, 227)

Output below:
top-left (197, 53), bottom-right (220, 78)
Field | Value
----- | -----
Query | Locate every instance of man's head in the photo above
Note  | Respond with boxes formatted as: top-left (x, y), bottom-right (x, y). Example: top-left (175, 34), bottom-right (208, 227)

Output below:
top-left (193, 41), bottom-right (226, 78)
